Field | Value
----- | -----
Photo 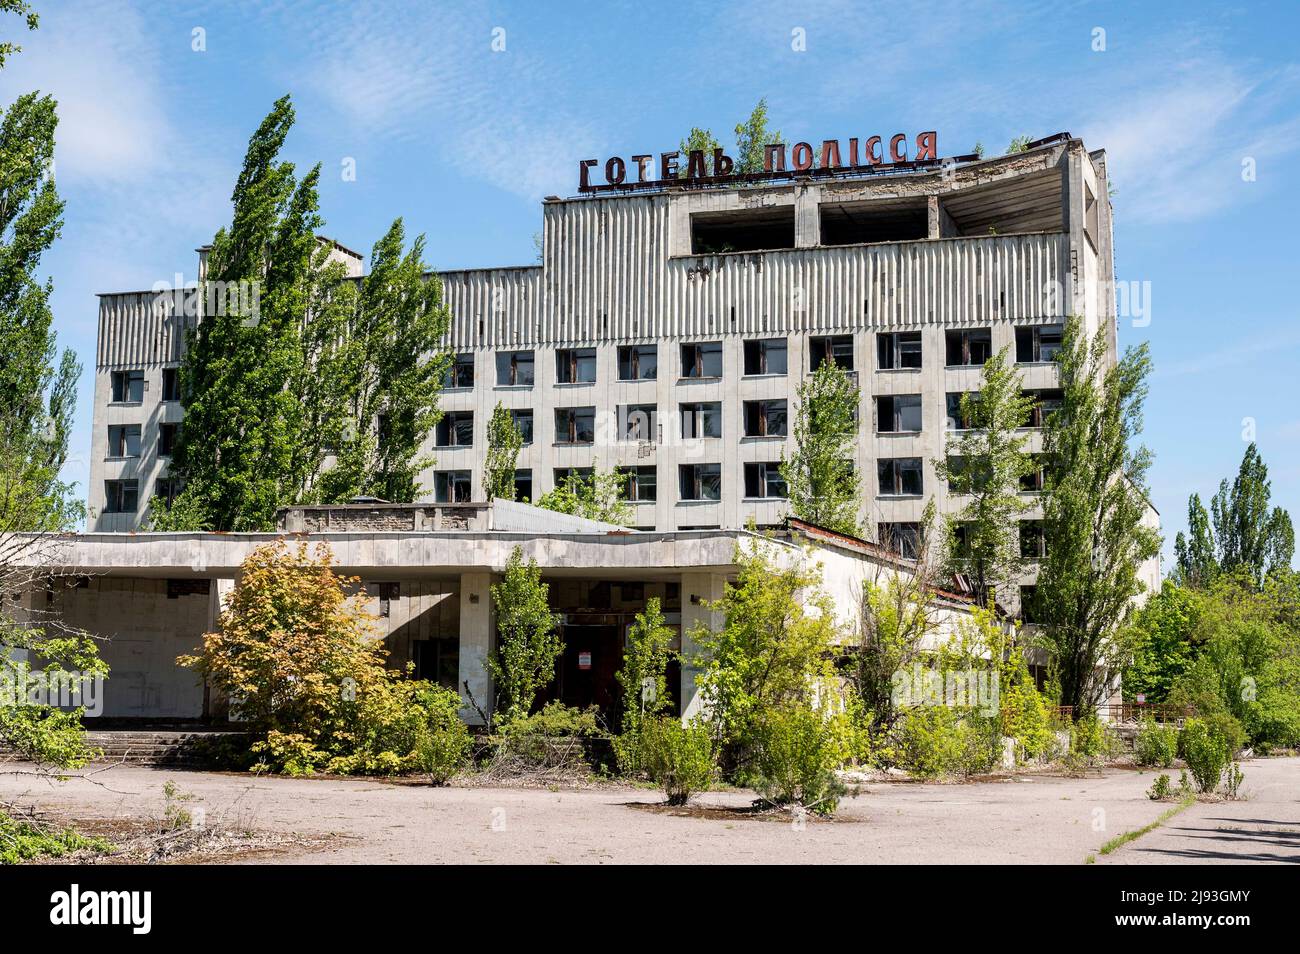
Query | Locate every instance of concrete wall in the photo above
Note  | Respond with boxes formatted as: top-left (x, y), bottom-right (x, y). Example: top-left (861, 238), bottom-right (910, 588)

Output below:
top-left (54, 578), bottom-right (208, 719)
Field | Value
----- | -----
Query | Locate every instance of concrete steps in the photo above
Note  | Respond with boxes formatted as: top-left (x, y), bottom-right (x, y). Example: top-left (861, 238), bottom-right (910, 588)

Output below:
top-left (83, 730), bottom-right (247, 766)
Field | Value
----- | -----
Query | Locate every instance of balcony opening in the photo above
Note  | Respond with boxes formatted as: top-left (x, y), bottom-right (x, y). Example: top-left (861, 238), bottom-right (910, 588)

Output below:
top-left (819, 197), bottom-right (927, 246)
top-left (878, 331), bottom-right (922, 370)
top-left (622, 465), bottom-right (657, 502)
top-left (743, 399), bottom-right (787, 437)
top-left (679, 463), bottom-right (722, 501)
top-left (945, 328), bottom-right (993, 367)
top-left (743, 462), bottom-right (787, 500)
top-left (742, 337), bottom-right (788, 375)
top-left (809, 335), bottom-right (854, 372)
top-left (1015, 325), bottom-right (1063, 364)
top-left (690, 206), bottom-right (795, 255)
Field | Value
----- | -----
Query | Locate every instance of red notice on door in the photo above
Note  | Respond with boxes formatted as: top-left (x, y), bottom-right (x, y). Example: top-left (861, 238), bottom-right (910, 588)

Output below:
top-left (578, 651), bottom-right (592, 670)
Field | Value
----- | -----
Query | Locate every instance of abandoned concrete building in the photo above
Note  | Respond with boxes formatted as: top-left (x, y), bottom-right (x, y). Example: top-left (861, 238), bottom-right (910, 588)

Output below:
top-left (16, 500), bottom-right (976, 721)
top-left (67, 132), bottom-right (1160, 720)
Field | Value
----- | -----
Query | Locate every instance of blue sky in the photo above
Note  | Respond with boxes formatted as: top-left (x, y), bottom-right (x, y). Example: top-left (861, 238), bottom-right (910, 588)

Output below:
top-left (2, 0), bottom-right (1298, 566)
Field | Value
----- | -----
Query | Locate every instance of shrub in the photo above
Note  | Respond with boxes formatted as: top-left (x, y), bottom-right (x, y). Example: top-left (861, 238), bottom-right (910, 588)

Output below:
top-left (638, 716), bottom-right (716, 805)
top-left (1069, 712), bottom-right (1107, 760)
top-left (999, 651), bottom-right (1056, 762)
top-left (408, 685), bottom-right (472, 785)
top-left (1147, 773), bottom-right (1172, 800)
top-left (492, 702), bottom-right (602, 773)
top-left (0, 811), bottom-right (112, 865)
top-left (895, 705), bottom-right (1001, 779)
top-left (1180, 718), bottom-right (1230, 794)
top-left (753, 705), bottom-right (849, 814)
top-left (1134, 717), bottom-right (1177, 768)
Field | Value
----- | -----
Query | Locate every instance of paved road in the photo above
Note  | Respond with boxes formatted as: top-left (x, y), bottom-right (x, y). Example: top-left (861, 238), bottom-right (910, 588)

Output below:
top-left (3, 756), bottom-right (1296, 864)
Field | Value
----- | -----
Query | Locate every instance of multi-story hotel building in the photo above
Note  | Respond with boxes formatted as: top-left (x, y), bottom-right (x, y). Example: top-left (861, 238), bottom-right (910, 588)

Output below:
top-left (89, 134), bottom-right (1149, 601)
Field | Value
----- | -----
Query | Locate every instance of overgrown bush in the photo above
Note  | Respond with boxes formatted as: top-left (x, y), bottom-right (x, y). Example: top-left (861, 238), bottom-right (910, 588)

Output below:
top-left (895, 705), bottom-right (1000, 779)
top-left (408, 685), bottom-right (473, 784)
top-left (638, 716), bottom-right (716, 805)
top-left (0, 811), bottom-right (112, 865)
top-left (1147, 773), bottom-right (1173, 800)
top-left (1179, 718), bottom-right (1229, 794)
top-left (1134, 716), bottom-right (1177, 768)
top-left (1068, 712), bottom-right (1109, 762)
top-left (752, 705), bottom-right (849, 814)
top-left (489, 702), bottom-right (602, 774)
top-left (999, 650), bottom-right (1057, 762)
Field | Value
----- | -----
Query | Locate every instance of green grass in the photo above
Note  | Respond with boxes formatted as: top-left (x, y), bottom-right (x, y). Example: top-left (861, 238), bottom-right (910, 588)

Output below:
top-left (0, 810), bottom-right (113, 865)
top-left (1093, 795), bottom-right (1195, 860)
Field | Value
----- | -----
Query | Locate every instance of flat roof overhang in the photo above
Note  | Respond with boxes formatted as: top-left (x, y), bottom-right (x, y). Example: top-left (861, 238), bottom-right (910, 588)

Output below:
top-left (13, 530), bottom-right (769, 580)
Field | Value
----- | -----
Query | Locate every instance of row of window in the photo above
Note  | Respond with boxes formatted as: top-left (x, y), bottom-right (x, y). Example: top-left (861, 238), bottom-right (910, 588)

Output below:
top-left (438, 325), bottom-right (1064, 392)
top-left (878, 520), bottom-right (1048, 560)
top-left (432, 389), bottom-right (1061, 450)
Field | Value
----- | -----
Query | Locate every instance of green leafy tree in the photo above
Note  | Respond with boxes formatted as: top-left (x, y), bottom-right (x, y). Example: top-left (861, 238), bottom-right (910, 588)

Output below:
top-left (1124, 579), bottom-right (1201, 703)
top-left (780, 362), bottom-right (860, 535)
top-left (1173, 493), bottom-right (1217, 587)
top-left (0, 1), bottom-right (104, 778)
top-left (483, 402), bottom-right (523, 501)
top-left (848, 500), bottom-right (945, 730)
top-left (313, 219), bottom-right (452, 503)
top-left (1031, 318), bottom-right (1161, 716)
top-left (536, 467), bottom-right (632, 525)
top-left (167, 96), bottom-right (321, 530)
top-left (734, 98), bottom-right (780, 174)
top-left (0, 1), bottom-right (36, 69)
top-left (694, 538), bottom-right (842, 771)
top-left (1209, 444), bottom-right (1294, 584)
top-left (1005, 135), bottom-right (1033, 154)
top-left (677, 126), bottom-right (721, 177)
top-left (613, 598), bottom-right (676, 772)
top-left (935, 346), bottom-right (1037, 607)
top-left (488, 547), bottom-right (562, 723)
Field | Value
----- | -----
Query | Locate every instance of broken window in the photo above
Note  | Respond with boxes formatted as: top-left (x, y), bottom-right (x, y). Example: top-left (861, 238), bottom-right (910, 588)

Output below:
top-left (743, 462), bottom-right (787, 499)
top-left (1020, 455), bottom-right (1047, 492)
top-left (1022, 389), bottom-right (1063, 428)
top-left (679, 463), bottom-right (722, 501)
top-left (680, 341), bottom-right (723, 378)
top-left (513, 469), bottom-right (532, 502)
top-left (153, 477), bottom-right (182, 507)
top-left (104, 479), bottom-right (139, 513)
top-left (877, 331), bottom-right (923, 370)
top-left (110, 369), bottom-right (145, 403)
top-left (161, 367), bottom-right (181, 402)
top-left (810, 335), bottom-right (854, 372)
top-left (368, 581), bottom-right (399, 618)
top-left (553, 467), bottom-right (593, 492)
top-left (945, 392), bottom-right (982, 431)
top-left (443, 353), bottom-right (475, 389)
top-left (743, 338), bottom-right (788, 375)
top-left (556, 348), bottom-right (597, 384)
top-left (877, 522), bottom-right (921, 559)
top-left (877, 457), bottom-right (923, 496)
top-left (434, 470), bottom-right (472, 503)
top-left (617, 345), bottom-right (658, 381)
top-left (1015, 325), bottom-right (1063, 364)
top-left (495, 350), bottom-right (535, 386)
top-left (623, 465), bottom-right (657, 502)
top-left (945, 455), bottom-right (994, 492)
top-left (680, 402), bottom-right (722, 439)
top-left (554, 406), bottom-right (596, 444)
top-left (107, 424), bottom-right (142, 458)
top-left (951, 522), bottom-right (975, 557)
top-left (511, 409), bottom-right (533, 444)
top-left (945, 328), bottom-right (993, 367)
top-left (1019, 585), bottom-right (1039, 624)
top-left (158, 423), bottom-right (178, 457)
top-left (875, 395), bottom-right (922, 433)
top-left (743, 399), bottom-right (787, 437)
top-left (619, 404), bottom-right (657, 442)
top-left (435, 411), bottom-right (474, 447)
top-left (690, 205), bottom-right (795, 255)
top-left (1020, 520), bottom-right (1046, 559)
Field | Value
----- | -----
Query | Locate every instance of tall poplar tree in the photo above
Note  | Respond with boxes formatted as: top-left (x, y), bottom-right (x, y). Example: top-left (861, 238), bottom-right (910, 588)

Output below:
top-left (483, 402), bottom-right (523, 501)
top-left (1031, 318), bottom-right (1160, 715)
top-left (935, 347), bottom-right (1037, 607)
top-left (780, 362), bottom-right (860, 536)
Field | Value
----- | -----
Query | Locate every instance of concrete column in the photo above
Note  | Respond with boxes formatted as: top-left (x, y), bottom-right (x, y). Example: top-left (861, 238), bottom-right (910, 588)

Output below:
top-left (679, 571), bottom-right (728, 720)
top-left (203, 577), bottom-right (235, 719)
top-left (457, 571), bottom-right (494, 725)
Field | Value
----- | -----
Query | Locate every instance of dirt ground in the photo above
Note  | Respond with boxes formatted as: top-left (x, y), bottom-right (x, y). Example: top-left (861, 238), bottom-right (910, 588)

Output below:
top-left (2, 756), bottom-right (1297, 864)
